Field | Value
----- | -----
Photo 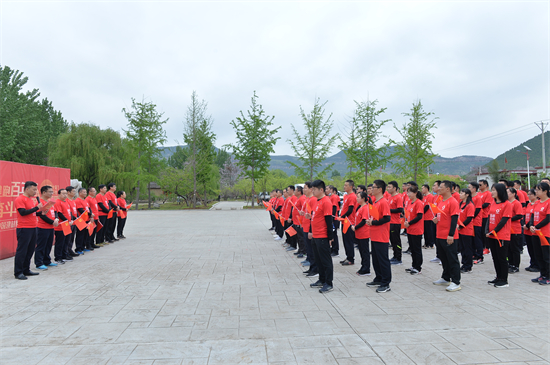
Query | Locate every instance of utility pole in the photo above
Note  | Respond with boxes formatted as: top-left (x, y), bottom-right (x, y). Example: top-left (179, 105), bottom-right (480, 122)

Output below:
top-left (535, 120), bottom-right (549, 174)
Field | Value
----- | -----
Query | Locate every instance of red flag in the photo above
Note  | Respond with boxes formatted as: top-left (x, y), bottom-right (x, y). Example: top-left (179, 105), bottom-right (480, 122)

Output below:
top-left (280, 215), bottom-right (285, 226)
top-left (120, 210), bottom-right (127, 219)
top-left (107, 209), bottom-right (113, 219)
top-left (489, 230), bottom-right (502, 247)
top-left (87, 222), bottom-right (95, 236)
top-left (80, 211), bottom-right (89, 221)
top-left (96, 219), bottom-right (104, 232)
top-left (74, 217), bottom-right (87, 231)
top-left (60, 221), bottom-right (72, 236)
top-left (333, 216), bottom-right (345, 222)
top-left (285, 226), bottom-right (297, 236)
top-left (400, 217), bottom-right (406, 229)
top-left (536, 230), bottom-right (549, 246)
top-left (368, 204), bottom-right (379, 220)
top-left (404, 209), bottom-right (411, 220)
top-left (343, 218), bottom-right (351, 234)
top-left (305, 202), bottom-right (312, 214)
top-left (458, 219), bottom-right (465, 228)
top-left (505, 157), bottom-right (508, 163)
top-left (431, 203), bottom-right (446, 216)
top-left (127, 203), bottom-right (133, 210)
top-left (435, 195), bottom-right (443, 203)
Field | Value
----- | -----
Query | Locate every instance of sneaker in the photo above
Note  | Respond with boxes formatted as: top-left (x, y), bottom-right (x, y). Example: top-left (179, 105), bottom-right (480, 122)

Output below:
top-left (446, 283), bottom-right (461, 292)
top-left (433, 278), bottom-right (450, 285)
top-left (306, 272), bottom-right (319, 278)
top-left (293, 251), bottom-right (300, 255)
top-left (76, 251), bottom-right (84, 255)
top-left (531, 276), bottom-right (543, 283)
top-left (460, 268), bottom-right (472, 274)
top-left (274, 237), bottom-right (282, 241)
top-left (297, 254), bottom-right (304, 258)
top-left (319, 284), bottom-right (333, 293)
top-left (403, 250), bottom-right (411, 255)
top-left (303, 270), bottom-right (310, 274)
top-left (63, 256), bottom-right (73, 261)
top-left (494, 281), bottom-right (509, 288)
top-left (376, 285), bottom-right (391, 293)
top-left (508, 266), bottom-right (519, 273)
top-left (83, 249), bottom-right (91, 252)
top-left (339, 259), bottom-right (346, 264)
top-left (331, 253), bottom-right (339, 257)
top-left (409, 268), bottom-right (421, 275)
top-left (310, 280), bottom-right (324, 288)
top-left (302, 261), bottom-right (310, 267)
top-left (430, 257), bottom-right (441, 263)
top-left (356, 271), bottom-right (371, 276)
top-left (268, 228), bottom-right (275, 231)
top-left (488, 278), bottom-right (499, 285)
top-left (36, 265), bottom-right (48, 270)
top-left (366, 281), bottom-right (383, 287)
top-left (286, 247), bottom-right (297, 251)
top-left (341, 260), bottom-right (354, 266)
top-left (473, 258), bottom-right (484, 265)
top-left (390, 259), bottom-right (402, 266)
top-left (539, 278), bottom-right (550, 285)
top-left (483, 248), bottom-right (490, 255)
top-left (405, 267), bottom-right (414, 272)
top-left (47, 262), bottom-right (58, 267)
top-left (525, 266), bottom-right (540, 272)
top-left (55, 260), bottom-right (65, 265)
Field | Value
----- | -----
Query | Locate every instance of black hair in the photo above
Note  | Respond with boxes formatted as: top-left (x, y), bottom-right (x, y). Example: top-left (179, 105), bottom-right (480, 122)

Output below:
top-left (24, 181), bottom-right (37, 189)
top-left (492, 183), bottom-right (508, 203)
top-left (98, 184), bottom-right (106, 190)
top-left (66, 186), bottom-right (74, 192)
top-left (373, 179), bottom-right (386, 194)
top-left (107, 183), bottom-right (116, 189)
top-left (407, 181), bottom-right (417, 187)
top-left (345, 179), bottom-right (355, 187)
top-left (367, 184), bottom-right (373, 188)
top-left (358, 184), bottom-right (367, 191)
top-left (58, 188), bottom-right (66, 195)
top-left (358, 191), bottom-right (371, 204)
top-left (528, 188), bottom-right (536, 197)
top-left (388, 180), bottom-right (399, 190)
top-left (408, 185), bottom-right (423, 200)
top-left (479, 179), bottom-right (488, 186)
top-left (87, 186), bottom-right (96, 193)
top-left (536, 182), bottom-right (550, 198)
top-left (304, 181), bottom-right (312, 188)
top-left (434, 180), bottom-right (442, 186)
top-left (312, 179), bottom-right (326, 191)
top-left (460, 188), bottom-right (473, 205)
top-left (451, 182), bottom-right (457, 189)
top-left (469, 181), bottom-right (479, 191)
top-left (441, 180), bottom-right (453, 190)
top-left (513, 180), bottom-right (522, 186)
top-left (507, 187), bottom-right (518, 200)
top-left (116, 190), bottom-right (125, 198)
top-left (296, 186), bottom-right (303, 194)
top-left (287, 185), bottom-right (295, 191)
top-left (454, 183), bottom-right (460, 190)
top-left (331, 186), bottom-right (338, 193)
top-left (422, 184), bottom-right (430, 191)
top-left (78, 188), bottom-right (86, 194)
top-left (40, 185), bottom-right (52, 194)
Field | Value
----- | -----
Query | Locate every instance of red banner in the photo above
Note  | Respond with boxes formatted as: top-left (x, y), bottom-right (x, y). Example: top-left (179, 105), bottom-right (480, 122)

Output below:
top-left (0, 161), bottom-right (70, 260)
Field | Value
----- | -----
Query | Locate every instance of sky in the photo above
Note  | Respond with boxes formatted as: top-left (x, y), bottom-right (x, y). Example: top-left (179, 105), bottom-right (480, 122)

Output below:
top-left (2, 0), bottom-right (549, 159)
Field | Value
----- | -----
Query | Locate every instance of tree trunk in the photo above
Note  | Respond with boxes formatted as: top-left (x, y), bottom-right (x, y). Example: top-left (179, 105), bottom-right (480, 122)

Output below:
top-left (148, 157), bottom-right (152, 209)
top-left (136, 150), bottom-right (141, 210)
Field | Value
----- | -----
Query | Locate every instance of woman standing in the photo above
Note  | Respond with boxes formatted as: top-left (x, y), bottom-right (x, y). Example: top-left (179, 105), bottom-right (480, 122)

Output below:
top-left (458, 189), bottom-right (475, 273)
top-left (404, 185), bottom-right (424, 275)
top-left (116, 191), bottom-right (128, 239)
top-left (352, 192), bottom-right (371, 276)
top-left (507, 188), bottom-right (524, 273)
top-left (528, 182), bottom-right (550, 285)
top-left (523, 189), bottom-right (540, 272)
top-left (486, 183), bottom-right (512, 288)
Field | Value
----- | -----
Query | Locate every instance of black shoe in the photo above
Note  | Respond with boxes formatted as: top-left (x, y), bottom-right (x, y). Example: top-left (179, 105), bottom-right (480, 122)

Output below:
top-left (297, 254), bottom-right (304, 258)
top-left (113, 238), bottom-right (120, 241)
top-left (268, 228), bottom-right (275, 231)
top-left (119, 235), bottom-right (126, 239)
top-left (460, 268), bottom-right (472, 274)
top-left (15, 273), bottom-right (27, 280)
top-left (107, 240), bottom-right (114, 243)
top-left (319, 284), bottom-right (333, 293)
top-left (331, 253), bottom-right (339, 257)
top-left (91, 244), bottom-right (101, 249)
top-left (69, 251), bottom-right (80, 257)
top-left (508, 266), bottom-right (519, 273)
top-left (366, 281), bottom-right (383, 287)
top-left (303, 270), bottom-right (310, 274)
top-left (55, 260), bottom-right (65, 265)
top-left (23, 271), bottom-right (39, 276)
top-left (63, 256), bottom-right (73, 261)
top-left (306, 272), bottom-right (319, 278)
top-left (341, 260), bottom-right (354, 266)
top-left (310, 280), bottom-right (324, 288)
top-left (376, 285), bottom-right (391, 293)
top-left (487, 278), bottom-right (498, 285)
top-left (339, 260), bottom-right (346, 264)
top-left (525, 266), bottom-right (540, 272)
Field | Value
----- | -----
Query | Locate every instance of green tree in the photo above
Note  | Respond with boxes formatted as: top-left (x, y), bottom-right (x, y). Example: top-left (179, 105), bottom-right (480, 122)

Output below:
top-left (331, 169), bottom-right (341, 178)
top-left (123, 98), bottom-right (167, 209)
top-left (287, 98), bottom-right (338, 181)
top-left (167, 146), bottom-right (190, 169)
top-left (214, 148), bottom-right (231, 169)
top-left (339, 100), bottom-right (390, 185)
top-left (225, 91), bottom-right (280, 207)
top-left (390, 100), bottom-right (438, 182)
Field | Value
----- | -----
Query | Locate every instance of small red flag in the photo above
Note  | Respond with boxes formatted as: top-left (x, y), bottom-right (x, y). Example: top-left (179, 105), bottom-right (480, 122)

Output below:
top-left (400, 217), bottom-right (406, 229)
top-left (368, 204), bottom-right (379, 220)
top-left (505, 157), bottom-right (508, 163)
top-left (74, 217), bottom-right (87, 231)
top-left (431, 203), bottom-right (446, 216)
top-left (127, 203), bottom-right (133, 210)
top-left (96, 219), bottom-right (104, 232)
top-left (285, 226), bottom-right (297, 236)
top-left (280, 215), bottom-right (285, 226)
top-left (61, 221), bottom-right (72, 236)
top-left (536, 230), bottom-right (549, 246)
top-left (306, 202), bottom-right (312, 214)
top-left (107, 209), bottom-right (113, 219)
top-left (489, 230), bottom-right (502, 247)
top-left (87, 222), bottom-right (95, 236)
top-left (343, 218), bottom-right (351, 234)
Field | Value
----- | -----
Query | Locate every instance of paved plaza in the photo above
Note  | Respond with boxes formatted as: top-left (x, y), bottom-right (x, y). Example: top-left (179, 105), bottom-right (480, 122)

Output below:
top-left (1, 203), bottom-right (549, 364)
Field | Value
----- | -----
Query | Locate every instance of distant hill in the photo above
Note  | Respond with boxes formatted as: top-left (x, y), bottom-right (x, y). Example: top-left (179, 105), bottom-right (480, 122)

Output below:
top-left (489, 132), bottom-right (550, 170)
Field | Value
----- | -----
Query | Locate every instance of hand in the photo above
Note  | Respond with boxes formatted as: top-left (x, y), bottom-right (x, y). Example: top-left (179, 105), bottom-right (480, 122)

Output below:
top-left (530, 226), bottom-right (536, 233)
top-left (351, 225), bottom-right (355, 231)
top-left (53, 218), bottom-right (59, 227)
top-left (308, 232), bottom-right (312, 240)
top-left (299, 211), bottom-right (305, 216)
top-left (305, 213), bottom-right (311, 220)
top-left (287, 219), bottom-right (292, 223)
top-left (69, 221), bottom-right (73, 226)
top-left (37, 202), bottom-right (44, 210)
top-left (116, 207), bottom-right (120, 211)
top-left (91, 213), bottom-right (95, 218)
top-left (432, 217), bottom-right (439, 224)
top-left (457, 225), bottom-right (462, 230)
top-left (404, 222), bottom-right (410, 228)
top-left (447, 236), bottom-right (454, 245)
top-left (366, 218), bottom-right (373, 226)
top-left (329, 239), bottom-right (334, 247)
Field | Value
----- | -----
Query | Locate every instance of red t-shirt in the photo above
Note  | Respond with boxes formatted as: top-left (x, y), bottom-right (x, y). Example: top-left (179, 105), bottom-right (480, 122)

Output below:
top-left (67, 198), bottom-right (77, 219)
top-left (422, 194), bottom-right (434, 221)
top-left (481, 191), bottom-right (492, 219)
top-left (281, 198), bottom-right (290, 220)
top-left (517, 190), bottom-right (528, 205)
top-left (406, 199), bottom-right (424, 236)
top-left (15, 194), bottom-right (38, 228)
top-left (458, 201), bottom-right (475, 237)
top-left (86, 196), bottom-right (99, 218)
top-left (452, 192), bottom-right (461, 203)
top-left (436, 197), bottom-right (460, 240)
top-left (383, 191), bottom-right (391, 201)
top-left (488, 200), bottom-right (512, 241)
top-left (330, 194), bottom-right (339, 208)
top-left (472, 194), bottom-right (483, 227)
top-left (389, 194), bottom-right (403, 225)
top-left (341, 192), bottom-right (357, 225)
top-left (75, 198), bottom-right (90, 222)
top-left (370, 197), bottom-right (391, 243)
top-left (311, 196), bottom-right (332, 239)
top-left (402, 193), bottom-right (410, 211)
top-left (532, 199), bottom-right (550, 237)
top-left (302, 196), bottom-right (318, 233)
top-left (37, 197), bottom-right (56, 229)
top-left (95, 193), bottom-right (109, 216)
top-left (510, 199), bottom-right (523, 235)
top-left (354, 205), bottom-right (370, 239)
top-left (105, 191), bottom-right (117, 206)
top-left (293, 195), bottom-right (306, 225)
top-left (524, 202), bottom-right (536, 236)
top-left (54, 199), bottom-right (71, 231)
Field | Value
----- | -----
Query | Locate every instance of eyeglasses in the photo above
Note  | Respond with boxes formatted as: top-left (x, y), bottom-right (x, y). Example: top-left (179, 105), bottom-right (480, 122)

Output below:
top-left (372, 186), bottom-right (379, 189)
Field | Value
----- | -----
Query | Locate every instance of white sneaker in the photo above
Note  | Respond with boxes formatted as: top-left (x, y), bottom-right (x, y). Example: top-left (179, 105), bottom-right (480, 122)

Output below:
top-left (274, 237), bottom-right (282, 241)
top-left (433, 278), bottom-right (450, 285)
top-left (430, 257), bottom-right (441, 263)
top-left (446, 282), bottom-right (461, 292)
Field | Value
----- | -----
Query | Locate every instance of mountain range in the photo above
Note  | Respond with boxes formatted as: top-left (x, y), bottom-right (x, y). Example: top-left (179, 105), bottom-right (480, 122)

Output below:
top-left (489, 132), bottom-right (550, 171)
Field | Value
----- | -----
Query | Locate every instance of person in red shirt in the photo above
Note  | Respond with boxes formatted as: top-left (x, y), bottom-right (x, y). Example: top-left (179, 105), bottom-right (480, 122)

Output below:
top-left (13, 181), bottom-right (42, 280)
top-left (468, 181), bottom-right (485, 264)
top-left (290, 186), bottom-right (306, 256)
top-left (387, 181), bottom-right (403, 265)
top-left (95, 184), bottom-right (110, 245)
top-left (523, 189), bottom-right (540, 272)
top-left (273, 189), bottom-right (285, 240)
top-left (452, 183), bottom-right (461, 203)
top-left (405, 185), bottom-right (424, 275)
top-left (86, 187), bottom-right (100, 248)
top-left (486, 183), bottom-right (513, 288)
top-left (528, 183), bottom-right (550, 285)
top-left (432, 180), bottom-right (461, 292)
top-left (74, 188), bottom-right (93, 254)
top-left (340, 180), bottom-right (357, 266)
top-left (35, 185), bottom-right (59, 270)
top-left (65, 186), bottom-right (79, 259)
top-left (458, 189), bottom-right (475, 273)
top-left (507, 188), bottom-right (524, 274)
top-left (268, 191), bottom-right (277, 232)
top-left (365, 179), bottom-right (392, 293)
top-left (116, 190), bottom-right (128, 239)
top-left (479, 179), bottom-right (492, 257)
top-left (283, 186), bottom-right (298, 252)
top-left (351, 191), bottom-right (371, 276)
top-left (301, 182), bottom-right (319, 277)
top-left (104, 182), bottom-right (120, 243)
top-left (513, 180), bottom-right (528, 208)
top-left (329, 186), bottom-right (341, 257)
top-left (422, 184), bottom-right (435, 249)
top-left (307, 180), bottom-right (334, 293)
top-left (53, 188), bottom-right (72, 263)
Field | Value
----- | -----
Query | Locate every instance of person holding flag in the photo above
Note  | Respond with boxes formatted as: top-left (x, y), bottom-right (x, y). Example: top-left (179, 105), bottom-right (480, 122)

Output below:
top-left (283, 186), bottom-right (298, 251)
top-left (95, 184), bottom-right (110, 245)
top-left (301, 181), bottom-right (319, 277)
top-left (523, 189), bottom-right (540, 273)
top-left (404, 185), bottom-right (424, 275)
top-left (485, 183), bottom-right (512, 288)
top-left (468, 181), bottom-right (485, 264)
top-left (14, 181), bottom-right (42, 280)
top-left (340, 180), bottom-right (357, 266)
top-left (432, 180), bottom-right (462, 292)
top-left (86, 187), bottom-right (100, 248)
top-left (458, 188), bottom-right (475, 274)
top-left (274, 189), bottom-right (285, 241)
top-left (329, 185), bottom-right (341, 257)
top-left (65, 186), bottom-right (78, 259)
top-left (507, 187), bottom-right (524, 274)
top-left (53, 188), bottom-right (72, 264)
top-left (75, 188), bottom-right (95, 253)
top-left (422, 184), bottom-right (435, 249)
top-left (528, 182), bottom-right (550, 285)
top-left (117, 190), bottom-right (128, 239)
top-left (387, 181), bottom-right (403, 265)
top-left (478, 179), bottom-right (493, 260)
top-left (268, 191), bottom-right (277, 231)
top-left (291, 186), bottom-right (306, 257)
top-left (351, 191), bottom-right (371, 276)
top-left (35, 185), bottom-right (59, 270)
top-left (105, 183), bottom-right (120, 243)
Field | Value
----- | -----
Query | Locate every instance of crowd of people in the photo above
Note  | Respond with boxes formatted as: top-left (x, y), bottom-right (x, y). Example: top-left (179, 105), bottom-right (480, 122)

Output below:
top-left (13, 181), bottom-right (129, 280)
top-left (264, 178), bottom-right (550, 294)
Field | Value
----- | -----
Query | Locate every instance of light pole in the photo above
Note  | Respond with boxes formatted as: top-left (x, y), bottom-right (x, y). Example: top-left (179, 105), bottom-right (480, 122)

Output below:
top-left (519, 145), bottom-right (532, 188)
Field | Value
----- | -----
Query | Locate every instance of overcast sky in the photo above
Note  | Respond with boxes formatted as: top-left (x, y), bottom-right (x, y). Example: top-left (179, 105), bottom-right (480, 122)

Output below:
top-left (2, 1), bottom-right (548, 159)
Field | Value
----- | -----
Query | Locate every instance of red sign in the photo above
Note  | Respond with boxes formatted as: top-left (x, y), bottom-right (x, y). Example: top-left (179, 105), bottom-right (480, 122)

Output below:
top-left (0, 161), bottom-right (70, 259)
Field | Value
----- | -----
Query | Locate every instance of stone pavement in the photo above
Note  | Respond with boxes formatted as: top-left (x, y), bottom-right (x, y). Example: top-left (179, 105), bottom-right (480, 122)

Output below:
top-left (0, 208), bottom-right (548, 364)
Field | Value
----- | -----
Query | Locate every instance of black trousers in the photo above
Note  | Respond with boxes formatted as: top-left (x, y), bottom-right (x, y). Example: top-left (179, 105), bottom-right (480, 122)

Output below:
top-left (75, 226), bottom-right (88, 252)
top-left (35, 228), bottom-right (54, 267)
top-left (270, 213), bottom-right (276, 228)
top-left (66, 226), bottom-right (76, 256)
top-left (357, 238), bottom-right (371, 273)
top-left (436, 238), bottom-right (461, 284)
top-left (105, 212), bottom-right (117, 241)
top-left (342, 227), bottom-right (355, 263)
top-left (275, 215), bottom-right (284, 238)
top-left (459, 234), bottom-right (474, 270)
top-left (389, 223), bottom-right (402, 260)
top-left (532, 235), bottom-right (550, 278)
top-left (482, 218), bottom-right (488, 249)
top-left (525, 235), bottom-right (540, 270)
top-left (508, 234), bottom-right (522, 268)
top-left (423, 220), bottom-right (435, 248)
top-left (408, 234), bottom-right (423, 271)
top-left (331, 221), bottom-right (340, 255)
top-left (54, 230), bottom-right (68, 261)
top-left (295, 225), bottom-right (306, 253)
top-left (117, 217), bottom-right (127, 237)
top-left (284, 221), bottom-right (297, 248)
top-left (371, 241), bottom-right (391, 285)
top-left (312, 237), bottom-right (333, 286)
top-left (97, 215), bottom-right (107, 244)
top-left (488, 237), bottom-right (509, 282)
top-left (14, 228), bottom-right (37, 276)
top-left (473, 225), bottom-right (484, 260)
top-left (304, 231), bottom-right (318, 273)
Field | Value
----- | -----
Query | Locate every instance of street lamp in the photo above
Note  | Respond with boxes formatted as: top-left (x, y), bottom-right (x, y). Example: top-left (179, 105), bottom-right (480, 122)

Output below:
top-left (518, 146), bottom-right (532, 188)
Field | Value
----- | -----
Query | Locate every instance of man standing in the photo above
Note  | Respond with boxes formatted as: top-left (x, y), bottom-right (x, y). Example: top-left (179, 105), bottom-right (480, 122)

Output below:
top-left (86, 187), bottom-right (100, 248)
top-left (329, 186), bottom-right (341, 257)
top-left (53, 188), bottom-right (71, 264)
top-left (273, 189), bottom-right (285, 241)
top-left (301, 182), bottom-right (319, 277)
top-left (387, 181), bottom-right (403, 265)
top-left (14, 181), bottom-right (42, 280)
top-left (105, 183), bottom-right (119, 243)
top-left (75, 188), bottom-right (94, 253)
top-left (430, 181), bottom-right (442, 263)
top-left (340, 180), bottom-right (356, 266)
top-left (308, 180), bottom-right (334, 293)
top-left (65, 186), bottom-right (78, 260)
top-left (95, 184), bottom-right (110, 244)
top-left (478, 179), bottom-right (492, 260)
top-left (468, 181), bottom-right (484, 264)
top-left (35, 185), bottom-right (59, 270)
top-left (422, 184), bottom-right (435, 249)
top-left (284, 186), bottom-right (298, 251)
top-left (268, 191), bottom-right (277, 231)
top-left (292, 186), bottom-right (307, 257)
top-left (432, 180), bottom-right (461, 292)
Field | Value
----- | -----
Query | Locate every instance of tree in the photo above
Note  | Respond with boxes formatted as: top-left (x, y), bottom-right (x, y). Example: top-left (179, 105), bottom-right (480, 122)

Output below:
top-left (123, 98), bottom-right (167, 209)
top-left (167, 146), bottom-right (190, 169)
top-left (331, 169), bottom-right (341, 178)
top-left (214, 148), bottom-right (231, 169)
top-left (338, 100), bottom-right (391, 185)
top-left (390, 100), bottom-right (438, 182)
top-left (225, 91), bottom-right (280, 207)
top-left (287, 98), bottom-right (338, 181)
